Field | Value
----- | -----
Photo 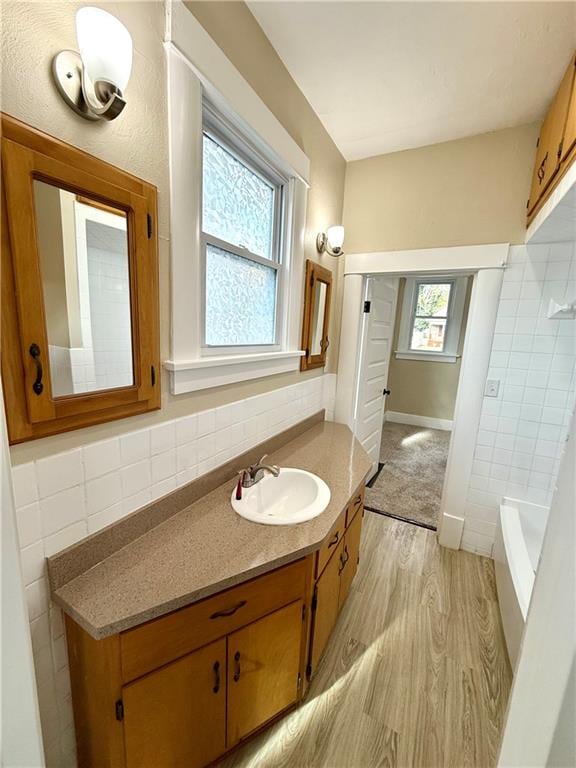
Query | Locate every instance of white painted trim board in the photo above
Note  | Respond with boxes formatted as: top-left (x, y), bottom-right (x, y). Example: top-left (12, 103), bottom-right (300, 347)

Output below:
top-left (344, 243), bottom-right (509, 276)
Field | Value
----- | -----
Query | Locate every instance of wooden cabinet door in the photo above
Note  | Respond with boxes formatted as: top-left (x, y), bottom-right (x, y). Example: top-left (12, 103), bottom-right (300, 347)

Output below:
top-left (528, 58), bottom-right (575, 213)
top-left (123, 638), bottom-right (226, 768)
top-left (310, 538), bottom-right (344, 672)
top-left (227, 600), bottom-right (302, 747)
top-left (339, 509), bottom-right (364, 611)
top-left (561, 55), bottom-right (576, 164)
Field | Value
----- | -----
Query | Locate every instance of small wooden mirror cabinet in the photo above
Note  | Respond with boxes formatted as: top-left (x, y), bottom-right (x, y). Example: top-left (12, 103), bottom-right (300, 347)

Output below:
top-left (300, 259), bottom-right (333, 371)
top-left (1, 115), bottom-right (160, 443)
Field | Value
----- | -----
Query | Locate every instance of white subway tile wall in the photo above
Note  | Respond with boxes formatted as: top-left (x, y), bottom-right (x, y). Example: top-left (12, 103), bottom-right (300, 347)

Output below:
top-left (10, 373), bottom-right (336, 767)
top-left (462, 243), bottom-right (576, 556)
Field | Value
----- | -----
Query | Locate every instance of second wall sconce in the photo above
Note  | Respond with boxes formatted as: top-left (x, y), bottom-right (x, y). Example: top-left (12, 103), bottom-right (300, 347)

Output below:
top-left (316, 225), bottom-right (345, 257)
top-left (52, 7), bottom-right (133, 121)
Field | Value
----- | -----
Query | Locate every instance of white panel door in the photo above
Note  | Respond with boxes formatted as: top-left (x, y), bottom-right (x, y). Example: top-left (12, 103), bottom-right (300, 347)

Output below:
top-left (354, 277), bottom-right (398, 479)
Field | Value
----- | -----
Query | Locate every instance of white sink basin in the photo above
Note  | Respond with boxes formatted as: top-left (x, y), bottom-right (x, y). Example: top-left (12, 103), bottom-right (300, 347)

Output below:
top-left (231, 468), bottom-right (331, 526)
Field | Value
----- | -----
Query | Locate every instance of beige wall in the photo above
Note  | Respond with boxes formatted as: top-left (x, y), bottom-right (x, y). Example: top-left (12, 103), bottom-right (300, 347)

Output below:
top-left (2, 1), bottom-right (346, 464)
top-left (386, 277), bottom-right (472, 421)
top-left (343, 123), bottom-right (539, 254)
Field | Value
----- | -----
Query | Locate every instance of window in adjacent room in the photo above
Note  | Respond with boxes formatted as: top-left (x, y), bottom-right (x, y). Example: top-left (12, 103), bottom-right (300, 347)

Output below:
top-left (396, 276), bottom-right (468, 362)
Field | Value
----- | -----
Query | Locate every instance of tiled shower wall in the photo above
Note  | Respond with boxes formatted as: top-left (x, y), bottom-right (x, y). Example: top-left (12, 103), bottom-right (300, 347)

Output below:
top-left (462, 242), bottom-right (576, 556)
top-left (11, 373), bottom-right (336, 767)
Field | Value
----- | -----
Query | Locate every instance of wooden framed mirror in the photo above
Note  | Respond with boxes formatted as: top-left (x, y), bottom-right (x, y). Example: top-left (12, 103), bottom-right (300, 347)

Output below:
top-left (1, 114), bottom-right (160, 443)
top-left (300, 259), bottom-right (332, 371)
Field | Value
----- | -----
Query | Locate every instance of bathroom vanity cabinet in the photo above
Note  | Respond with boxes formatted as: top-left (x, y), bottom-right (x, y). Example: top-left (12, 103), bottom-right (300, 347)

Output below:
top-left (64, 483), bottom-right (365, 768)
top-left (309, 488), bottom-right (364, 673)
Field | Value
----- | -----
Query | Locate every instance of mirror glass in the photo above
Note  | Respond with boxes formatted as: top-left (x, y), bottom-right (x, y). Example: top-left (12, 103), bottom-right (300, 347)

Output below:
top-left (310, 280), bottom-right (327, 356)
top-left (33, 181), bottom-right (133, 397)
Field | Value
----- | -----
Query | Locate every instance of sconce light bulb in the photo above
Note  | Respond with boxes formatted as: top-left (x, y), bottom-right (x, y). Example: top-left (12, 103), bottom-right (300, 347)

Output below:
top-left (76, 7), bottom-right (133, 93)
top-left (326, 225), bottom-right (345, 250)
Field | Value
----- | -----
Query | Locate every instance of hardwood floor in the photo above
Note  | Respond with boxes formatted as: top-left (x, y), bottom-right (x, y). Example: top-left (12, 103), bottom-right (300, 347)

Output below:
top-left (219, 512), bottom-right (512, 768)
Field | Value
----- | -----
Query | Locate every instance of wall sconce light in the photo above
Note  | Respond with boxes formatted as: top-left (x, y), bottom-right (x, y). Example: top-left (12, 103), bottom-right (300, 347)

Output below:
top-left (52, 7), bottom-right (133, 121)
top-left (316, 225), bottom-right (345, 257)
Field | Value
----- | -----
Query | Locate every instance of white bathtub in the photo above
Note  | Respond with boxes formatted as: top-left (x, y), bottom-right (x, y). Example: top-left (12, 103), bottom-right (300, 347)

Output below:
top-left (493, 496), bottom-right (550, 669)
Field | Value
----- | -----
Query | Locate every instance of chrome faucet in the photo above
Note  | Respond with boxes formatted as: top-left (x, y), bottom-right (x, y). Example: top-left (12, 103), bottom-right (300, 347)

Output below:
top-left (235, 455), bottom-right (280, 500)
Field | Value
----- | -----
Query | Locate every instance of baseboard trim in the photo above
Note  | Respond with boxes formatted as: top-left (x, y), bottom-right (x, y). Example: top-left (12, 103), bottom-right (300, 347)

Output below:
top-left (385, 411), bottom-right (453, 431)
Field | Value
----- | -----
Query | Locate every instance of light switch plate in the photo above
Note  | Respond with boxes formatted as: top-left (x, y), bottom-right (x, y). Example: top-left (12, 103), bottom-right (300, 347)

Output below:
top-left (485, 379), bottom-right (500, 398)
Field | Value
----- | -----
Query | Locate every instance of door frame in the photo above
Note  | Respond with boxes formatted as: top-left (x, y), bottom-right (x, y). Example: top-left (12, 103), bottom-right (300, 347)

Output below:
top-left (335, 243), bottom-right (508, 550)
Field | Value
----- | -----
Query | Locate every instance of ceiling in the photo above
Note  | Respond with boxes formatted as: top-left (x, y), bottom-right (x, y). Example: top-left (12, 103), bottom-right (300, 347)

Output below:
top-left (248, 2), bottom-right (576, 161)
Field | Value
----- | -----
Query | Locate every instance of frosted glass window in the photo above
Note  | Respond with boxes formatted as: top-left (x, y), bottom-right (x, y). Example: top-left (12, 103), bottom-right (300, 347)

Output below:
top-left (203, 133), bottom-right (276, 260)
top-left (205, 244), bottom-right (277, 346)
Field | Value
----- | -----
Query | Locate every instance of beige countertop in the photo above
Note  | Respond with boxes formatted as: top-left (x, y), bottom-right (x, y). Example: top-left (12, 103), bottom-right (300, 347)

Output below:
top-left (50, 421), bottom-right (371, 639)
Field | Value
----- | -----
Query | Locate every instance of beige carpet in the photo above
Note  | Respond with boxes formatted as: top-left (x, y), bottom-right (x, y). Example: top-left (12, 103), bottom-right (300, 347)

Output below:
top-left (365, 421), bottom-right (450, 529)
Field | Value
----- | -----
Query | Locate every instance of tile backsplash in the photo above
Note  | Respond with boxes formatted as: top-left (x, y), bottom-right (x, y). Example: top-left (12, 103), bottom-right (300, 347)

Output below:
top-left (11, 373), bottom-right (336, 767)
top-left (462, 242), bottom-right (576, 556)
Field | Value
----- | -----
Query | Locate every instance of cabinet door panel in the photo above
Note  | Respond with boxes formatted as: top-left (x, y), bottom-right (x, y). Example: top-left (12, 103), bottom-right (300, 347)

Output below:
top-left (123, 638), bottom-right (226, 768)
top-left (227, 601), bottom-right (302, 747)
top-left (310, 537), bottom-right (344, 672)
top-left (528, 58), bottom-right (574, 213)
top-left (339, 509), bottom-right (363, 610)
top-left (562, 56), bottom-right (576, 163)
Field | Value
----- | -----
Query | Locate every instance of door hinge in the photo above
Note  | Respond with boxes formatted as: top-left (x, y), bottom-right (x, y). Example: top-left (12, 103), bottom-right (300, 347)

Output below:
top-left (536, 137), bottom-right (539, 148)
top-left (151, 365), bottom-right (156, 387)
top-left (364, 300), bottom-right (371, 313)
top-left (311, 587), bottom-right (318, 613)
top-left (115, 699), bottom-right (124, 722)
top-left (306, 663), bottom-right (312, 681)
top-left (297, 673), bottom-right (302, 690)
top-left (557, 140), bottom-right (564, 160)
top-left (526, 198), bottom-right (530, 211)
top-left (147, 213), bottom-right (153, 239)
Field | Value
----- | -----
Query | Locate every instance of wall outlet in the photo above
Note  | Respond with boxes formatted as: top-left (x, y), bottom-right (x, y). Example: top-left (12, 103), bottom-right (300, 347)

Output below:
top-left (485, 379), bottom-right (500, 398)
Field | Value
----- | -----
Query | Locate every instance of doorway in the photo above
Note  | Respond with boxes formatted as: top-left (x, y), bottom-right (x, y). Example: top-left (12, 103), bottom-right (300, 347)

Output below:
top-left (356, 274), bottom-right (471, 530)
top-left (335, 244), bottom-right (508, 548)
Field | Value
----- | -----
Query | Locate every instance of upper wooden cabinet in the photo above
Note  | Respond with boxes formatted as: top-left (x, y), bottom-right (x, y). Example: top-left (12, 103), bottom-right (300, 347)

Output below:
top-left (528, 53), bottom-right (576, 221)
top-left (1, 115), bottom-right (160, 443)
top-left (562, 67), bottom-right (576, 164)
top-left (300, 259), bottom-right (333, 371)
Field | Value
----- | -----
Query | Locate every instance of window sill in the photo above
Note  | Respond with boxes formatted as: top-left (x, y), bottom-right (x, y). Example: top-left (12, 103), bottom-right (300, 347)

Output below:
top-left (164, 351), bottom-right (305, 394)
top-left (395, 350), bottom-right (460, 364)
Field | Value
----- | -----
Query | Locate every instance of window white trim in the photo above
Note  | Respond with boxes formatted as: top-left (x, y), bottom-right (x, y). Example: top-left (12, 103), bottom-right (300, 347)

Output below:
top-left (396, 276), bottom-right (468, 364)
top-left (164, 352), bottom-right (305, 395)
top-left (164, 9), bottom-right (309, 394)
top-left (165, 1), bottom-right (310, 184)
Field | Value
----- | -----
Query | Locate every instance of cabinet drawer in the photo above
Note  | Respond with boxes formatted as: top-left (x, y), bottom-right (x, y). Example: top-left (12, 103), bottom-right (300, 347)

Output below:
top-left (120, 558), bottom-right (307, 683)
top-left (315, 511), bottom-right (345, 578)
top-left (346, 486), bottom-right (364, 528)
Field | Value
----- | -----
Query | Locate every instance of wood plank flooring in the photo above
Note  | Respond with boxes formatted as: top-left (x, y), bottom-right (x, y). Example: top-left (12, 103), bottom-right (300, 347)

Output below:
top-left (219, 512), bottom-right (512, 768)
